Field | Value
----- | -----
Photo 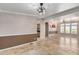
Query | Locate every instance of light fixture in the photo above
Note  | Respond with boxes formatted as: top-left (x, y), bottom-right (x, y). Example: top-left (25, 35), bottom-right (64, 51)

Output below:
top-left (37, 3), bottom-right (46, 15)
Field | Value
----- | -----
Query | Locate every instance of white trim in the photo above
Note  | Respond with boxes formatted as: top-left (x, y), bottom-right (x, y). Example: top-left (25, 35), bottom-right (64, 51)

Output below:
top-left (0, 32), bottom-right (37, 37)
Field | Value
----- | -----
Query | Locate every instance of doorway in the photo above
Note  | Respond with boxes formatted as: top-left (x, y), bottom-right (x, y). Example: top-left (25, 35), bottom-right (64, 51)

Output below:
top-left (37, 24), bottom-right (40, 37)
top-left (45, 22), bottom-right (48, 37)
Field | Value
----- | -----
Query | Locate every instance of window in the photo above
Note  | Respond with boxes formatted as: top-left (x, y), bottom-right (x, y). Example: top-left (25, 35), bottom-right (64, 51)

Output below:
top-left (71, 23), bottom-right (77, 34)
top-left (60, 23), bottom-right (77, 34)
top-left (65, 24), bottom-right (70, 33)
top-left (60, 24), bottom-right (64, 33)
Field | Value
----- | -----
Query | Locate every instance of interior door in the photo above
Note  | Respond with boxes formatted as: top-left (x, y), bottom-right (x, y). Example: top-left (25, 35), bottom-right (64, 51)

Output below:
top-left (37, 24), bottom-right (40, 37)
top-left (45, 22), bottom-right (48, 37)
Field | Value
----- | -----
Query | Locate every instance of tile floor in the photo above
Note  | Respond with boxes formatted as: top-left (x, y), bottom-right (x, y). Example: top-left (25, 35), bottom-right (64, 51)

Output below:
top-left (0, 34), bottom-right (79, 55)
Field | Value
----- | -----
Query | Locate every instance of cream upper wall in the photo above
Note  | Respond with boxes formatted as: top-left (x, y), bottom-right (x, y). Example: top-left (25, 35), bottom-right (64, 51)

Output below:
top-left (0, 13), bottom-right (39, 36)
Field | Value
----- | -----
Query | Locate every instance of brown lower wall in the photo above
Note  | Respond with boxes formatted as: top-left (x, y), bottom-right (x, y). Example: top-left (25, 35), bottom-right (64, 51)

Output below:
top-left (0, 34), bottom-right (37, 49)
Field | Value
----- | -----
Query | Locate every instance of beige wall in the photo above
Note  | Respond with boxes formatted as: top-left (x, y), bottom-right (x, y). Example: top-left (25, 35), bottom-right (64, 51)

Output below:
top-left (0, 12), bottom-right (39, 36)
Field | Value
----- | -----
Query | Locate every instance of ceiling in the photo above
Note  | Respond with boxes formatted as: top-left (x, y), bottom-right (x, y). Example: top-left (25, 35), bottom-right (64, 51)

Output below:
top-left (0, 3), bottom-right (79, 18)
